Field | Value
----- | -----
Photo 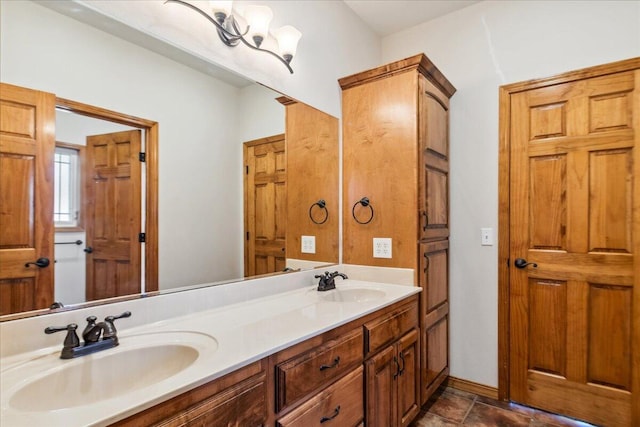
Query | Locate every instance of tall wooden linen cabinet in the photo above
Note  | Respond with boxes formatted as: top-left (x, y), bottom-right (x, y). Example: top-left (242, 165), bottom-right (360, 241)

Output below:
top-left (339, 54), bottom-right (456, 406)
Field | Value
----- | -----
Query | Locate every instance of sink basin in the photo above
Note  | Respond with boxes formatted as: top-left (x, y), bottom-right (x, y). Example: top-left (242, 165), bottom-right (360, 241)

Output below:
top-left (5, 331), bottom-right (217, 412)
top-left (315, 288), bottom-right (386, 303)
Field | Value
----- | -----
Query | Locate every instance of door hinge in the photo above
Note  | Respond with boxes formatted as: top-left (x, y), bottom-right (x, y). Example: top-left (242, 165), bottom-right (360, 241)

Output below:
top-left (139, 232), bottom-right (146, 243)
top-left (245, 165), bottom-right (249, 174)
top-left (246, 232), bottom-right (249, 241)
top-left (139, 152), bottom-right (146, 162)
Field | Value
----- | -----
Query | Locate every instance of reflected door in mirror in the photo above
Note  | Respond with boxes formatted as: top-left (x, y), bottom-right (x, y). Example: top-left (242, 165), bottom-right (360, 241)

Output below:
top-left (0, 83), bottom-right (56, 315)
top-left (85, 130), bottom-right (142, 300)
top-left (244, 135), bottom-right (286, 276)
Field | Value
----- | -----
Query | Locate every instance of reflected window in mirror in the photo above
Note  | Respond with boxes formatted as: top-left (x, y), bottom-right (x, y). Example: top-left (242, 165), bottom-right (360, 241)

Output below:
top-left (54, 143), bottom-right (83, 232)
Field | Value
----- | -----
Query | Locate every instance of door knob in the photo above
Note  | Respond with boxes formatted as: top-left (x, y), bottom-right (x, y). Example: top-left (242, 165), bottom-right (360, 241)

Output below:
top-left (25, 257), bottom-right (50, 268)
top-left (514, 258), bottom-right (537, 269)
top-left (84, 246), bottom-right (93, 253)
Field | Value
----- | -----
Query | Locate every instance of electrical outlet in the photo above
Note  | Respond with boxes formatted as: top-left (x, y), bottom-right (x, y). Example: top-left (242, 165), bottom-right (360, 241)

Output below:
top-left (373, 237), bottom-right (392, 258)
top-left (481, 228), bottom-right (494, 246)
top-left (301, 235), bottom-right (316, 253)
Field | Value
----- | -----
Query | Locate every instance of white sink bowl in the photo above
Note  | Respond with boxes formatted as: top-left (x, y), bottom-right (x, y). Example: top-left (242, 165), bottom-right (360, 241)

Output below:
top-left (315, 288), bottom-right (386, 303)
top-left (4, 331), bottom-right (217, 412)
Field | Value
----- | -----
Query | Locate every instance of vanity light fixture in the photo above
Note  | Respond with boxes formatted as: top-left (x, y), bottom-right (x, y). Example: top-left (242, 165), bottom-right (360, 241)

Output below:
top-left (165, 0), bottom-right (302, 74)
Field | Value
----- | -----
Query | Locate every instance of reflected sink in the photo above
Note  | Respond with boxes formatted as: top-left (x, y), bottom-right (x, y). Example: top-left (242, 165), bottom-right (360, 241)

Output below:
top-left (6, 331), bottom-right (217, 412)
top-left (315, 288), bottom-right (386, 303)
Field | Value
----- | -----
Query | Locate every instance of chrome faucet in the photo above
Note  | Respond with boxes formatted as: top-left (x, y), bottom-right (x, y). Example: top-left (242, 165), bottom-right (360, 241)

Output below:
top-left (315, 271), bottom-right (348, 292)
top-left (45, 311), bottom-right (131, 359)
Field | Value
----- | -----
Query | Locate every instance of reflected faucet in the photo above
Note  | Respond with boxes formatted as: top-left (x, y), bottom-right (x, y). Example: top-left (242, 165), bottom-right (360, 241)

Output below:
top-left (315, 271), bottom-right (348, 292)
top-left (45, 311), bottom-right (131, 359)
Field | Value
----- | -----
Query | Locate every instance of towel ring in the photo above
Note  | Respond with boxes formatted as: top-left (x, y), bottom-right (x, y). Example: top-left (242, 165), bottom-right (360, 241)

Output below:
top-left (352, 197), bottom-right (374, 225)
top-left (309, 199), bottom-right (329, 225)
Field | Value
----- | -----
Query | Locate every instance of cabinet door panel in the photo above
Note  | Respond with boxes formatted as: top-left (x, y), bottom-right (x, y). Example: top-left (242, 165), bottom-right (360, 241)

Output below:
top-left (397, 329), bottom-right (420, 427)
top-left (423, 307), bottom-right (449, 390)
top-left (365, 345), bottom-right (396, 427)
top-left (419, 240), bottom-right (449, 321)
top-left (419, 77), bottom-right (450, 242)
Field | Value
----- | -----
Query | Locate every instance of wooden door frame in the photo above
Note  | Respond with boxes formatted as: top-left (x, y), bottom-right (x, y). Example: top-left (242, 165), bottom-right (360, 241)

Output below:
top-left (55, 98), bottom-right (159, 292)
top-left (497, 57), bottom-right (640, 407)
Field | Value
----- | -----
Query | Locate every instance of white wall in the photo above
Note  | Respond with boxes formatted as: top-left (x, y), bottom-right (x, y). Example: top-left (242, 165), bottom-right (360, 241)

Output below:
top-left (237, 84), bottom-right (285, 143)
top-left (381, 0), bottom-right (640, 387)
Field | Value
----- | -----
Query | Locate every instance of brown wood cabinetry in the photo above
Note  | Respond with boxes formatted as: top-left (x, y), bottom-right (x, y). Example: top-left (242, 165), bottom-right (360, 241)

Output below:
top-left (275, 328), bottom-right (363, 411)
top-left (366, 329), bottom-right (420, 427)
top-left (111, 360), bottom-right (267, 427)
top-left (340, 54), bottom-right (456, 405)
top-left (112, 295), bottom-right (419, 427)
top-left (277, 367), bottom-right (364, 427)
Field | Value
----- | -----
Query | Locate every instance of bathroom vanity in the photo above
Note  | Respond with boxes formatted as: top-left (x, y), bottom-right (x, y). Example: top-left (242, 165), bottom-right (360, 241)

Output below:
top-left (0, 272), bottom-right (420, 427)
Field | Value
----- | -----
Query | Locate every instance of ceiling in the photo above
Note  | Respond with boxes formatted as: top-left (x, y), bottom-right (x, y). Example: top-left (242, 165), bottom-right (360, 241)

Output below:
top-left (344, 0), bottom-right (480, 36)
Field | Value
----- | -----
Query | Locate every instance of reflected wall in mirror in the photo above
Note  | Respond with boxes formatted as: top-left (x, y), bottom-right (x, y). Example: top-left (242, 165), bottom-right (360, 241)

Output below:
top-left (0, 0), bottom-right (338, 318)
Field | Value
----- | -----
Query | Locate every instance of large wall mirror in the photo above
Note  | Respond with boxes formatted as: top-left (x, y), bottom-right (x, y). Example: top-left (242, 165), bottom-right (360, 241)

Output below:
top-left (0, 1), bottom-right (339, 318)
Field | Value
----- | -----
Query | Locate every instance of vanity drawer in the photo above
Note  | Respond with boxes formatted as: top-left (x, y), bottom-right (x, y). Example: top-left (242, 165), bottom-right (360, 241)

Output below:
top-left (276, 366), bottom-right (364, 427)
top-left (364, 301), bottom-right (418, 356)
top-left (276, 328), bottom-right (363, 411)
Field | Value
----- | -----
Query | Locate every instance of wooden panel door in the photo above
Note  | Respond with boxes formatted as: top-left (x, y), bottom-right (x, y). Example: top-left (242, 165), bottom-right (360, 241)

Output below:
top-left (0, 83), bottom-right (55, 315)
top-left (419, 76), bottom-right (450, 242)
top-left (244, 135), bottom-right (286, 276)
top-left (509, 69), bottom-right (638, 426)
top-left (85, 130), bottom-right (141, 301)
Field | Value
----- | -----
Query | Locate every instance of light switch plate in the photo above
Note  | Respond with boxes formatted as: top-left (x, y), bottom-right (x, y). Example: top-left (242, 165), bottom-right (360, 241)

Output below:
top-left (301, 235), bottom-right (316, 253)
top-left (481, 228), bottom-right (494, 246)
top-left (373, 237), bottom-right (392, 258)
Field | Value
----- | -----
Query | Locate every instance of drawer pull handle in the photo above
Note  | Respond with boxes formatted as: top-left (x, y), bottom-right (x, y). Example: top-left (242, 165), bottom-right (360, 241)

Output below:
top-left (320, 405), bottom-right (341, 423)
top-left (399, 352), bottom-right (406, 376)
top-left (319, 356), bottom-right (340, 371)
top-left (393, 356), bottom-right (401, 379)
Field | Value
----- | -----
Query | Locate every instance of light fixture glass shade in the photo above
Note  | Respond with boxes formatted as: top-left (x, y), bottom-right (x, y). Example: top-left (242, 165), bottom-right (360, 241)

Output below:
top-left (273, 25), bottom-right (301, 63)
top-left (210, 0), bottom-right (233, 16)
top-left (243, 5), bottom-right (273, 47)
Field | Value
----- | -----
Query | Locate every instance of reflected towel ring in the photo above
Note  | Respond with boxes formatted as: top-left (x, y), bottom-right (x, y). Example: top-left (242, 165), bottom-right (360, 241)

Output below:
top-left (309, 199), bottom-right (329, 225)
top-left (352, 197), bottom-right (374, 225)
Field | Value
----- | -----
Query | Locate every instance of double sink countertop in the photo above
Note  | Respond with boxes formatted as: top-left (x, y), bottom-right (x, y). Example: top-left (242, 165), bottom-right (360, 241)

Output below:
top-left (1, 278), bottom-right (420, 426)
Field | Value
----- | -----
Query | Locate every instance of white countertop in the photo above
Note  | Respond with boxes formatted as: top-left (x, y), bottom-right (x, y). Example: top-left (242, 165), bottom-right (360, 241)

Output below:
top-left (1, 279), bottom-right (420, 427)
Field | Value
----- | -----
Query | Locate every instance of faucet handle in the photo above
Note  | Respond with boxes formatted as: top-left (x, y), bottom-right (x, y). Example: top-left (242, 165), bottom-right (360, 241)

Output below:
top-left (45, 323), bottom-right (80, 349)
top-left (82, 316), bottom-right (97, 341)
top-left (103, 311), bottom-right (131, 339)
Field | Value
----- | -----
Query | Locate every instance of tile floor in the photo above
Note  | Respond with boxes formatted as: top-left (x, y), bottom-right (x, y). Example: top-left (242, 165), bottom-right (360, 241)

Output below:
top-left (410, 386), bottom-right (599, 427)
